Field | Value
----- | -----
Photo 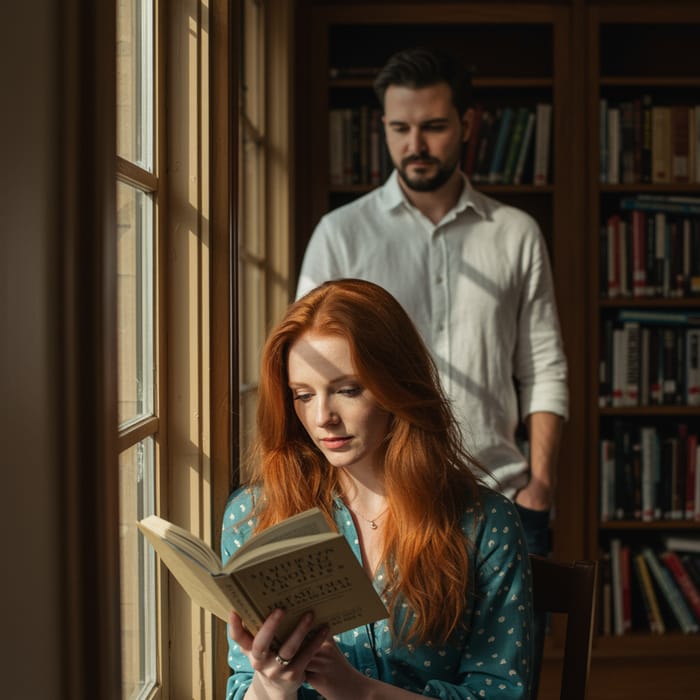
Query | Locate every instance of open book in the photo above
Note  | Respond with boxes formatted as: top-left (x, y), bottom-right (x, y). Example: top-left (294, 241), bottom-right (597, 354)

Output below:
top-left (137, 507), bottom-right (388, 640)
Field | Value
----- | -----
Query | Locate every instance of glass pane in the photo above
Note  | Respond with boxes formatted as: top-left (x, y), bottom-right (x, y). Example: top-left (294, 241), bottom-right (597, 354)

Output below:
top-left (117, 0), bottom-right (154, 169)
top-left (117, 182), bottom-right (154, 426)
top-left (238, 0), bottom-right (266, 464)
top-left (120, 437), bottom-right (156, 699)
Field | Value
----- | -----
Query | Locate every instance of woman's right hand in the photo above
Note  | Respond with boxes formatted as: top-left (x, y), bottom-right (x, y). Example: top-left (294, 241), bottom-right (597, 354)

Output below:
top-left (228, 609), bottom-right (329, 699)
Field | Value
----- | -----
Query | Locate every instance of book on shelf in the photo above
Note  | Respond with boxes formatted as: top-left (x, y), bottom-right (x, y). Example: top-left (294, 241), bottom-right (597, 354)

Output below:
top-left (641, 94), bottom-right (653, 183)
top-left (664, 536), bottom-right (700, 553)
top-left (660, 550), bottom-right (700, 622)
top-left (599, 97), bottom-right (700, 185)
top-left (533, 103), bottom-right (552, 186)
top-left (599, 98), bottom-right (608, 184)
top-left (607, 105), bottom-right (621, 185)
top-left (488, 106), bottom-right (514, 184)
top-left (642, 547), bottom-right (699, 633)
top-left (621, 194), bottom-right (700, 216)
top-left (600, 206), bottom-right (700, 299)
top-left (501, 106), bottom-right (529, 185)
top-left (471, 109), bottom-right (498, 184)
top-left (633, 552), bottom-right (665, 634)
top-left (651, 106), bottom-right (672, 184)
top-left (620, 100), bottom-right (639, 184)
top-left (610, 538), bottom-right (625, 635)
top-left (512, 110), bottom-right (535, 185)
top-left (599, 422), bottom-right (700, 522)
top-left (671, 105), bottom-right (691, 184)
top-left (137, 507), bottom-right (388, 640)
top-left (463, 104), bottom-right (484, 177)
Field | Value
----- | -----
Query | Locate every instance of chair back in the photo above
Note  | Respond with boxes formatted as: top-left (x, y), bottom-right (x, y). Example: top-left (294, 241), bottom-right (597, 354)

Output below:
top-left (529, 555), bottom-right (598, 700)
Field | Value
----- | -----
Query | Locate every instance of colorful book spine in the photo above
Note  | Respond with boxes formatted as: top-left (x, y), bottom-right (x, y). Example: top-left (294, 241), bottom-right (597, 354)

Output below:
top-left (642, 547), bottom-right (699, 633)
top-left (660, 550), bottom-right (700, 622)
top-left (633, 552), bottom-right (665, 633)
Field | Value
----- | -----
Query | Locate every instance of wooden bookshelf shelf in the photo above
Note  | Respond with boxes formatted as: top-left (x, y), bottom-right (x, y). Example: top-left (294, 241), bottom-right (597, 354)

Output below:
top-left (599, 521), bottom-right (700, 532)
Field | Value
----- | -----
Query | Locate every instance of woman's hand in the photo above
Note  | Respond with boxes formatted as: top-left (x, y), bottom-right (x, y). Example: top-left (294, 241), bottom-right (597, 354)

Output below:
top-left (228, 609), bottom-right (329, 699)
top-left (304, 638), bottom-right (370, 700)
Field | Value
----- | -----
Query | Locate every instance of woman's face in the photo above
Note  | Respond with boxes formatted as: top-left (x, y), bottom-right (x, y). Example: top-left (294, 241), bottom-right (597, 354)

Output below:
top-left (287, 332), bottom-right (392, 475)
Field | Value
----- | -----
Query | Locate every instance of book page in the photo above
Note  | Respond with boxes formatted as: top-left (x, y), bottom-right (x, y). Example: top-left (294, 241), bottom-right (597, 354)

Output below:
top-left (138, 525), bottom-right (232, 621)
top-left (231, 507), bottom-right (332, 561)
top-left (138, 515), bottom-right (223, 572)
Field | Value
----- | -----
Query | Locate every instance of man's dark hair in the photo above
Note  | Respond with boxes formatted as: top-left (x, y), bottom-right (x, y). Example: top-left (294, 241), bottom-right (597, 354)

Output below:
top-left (373, 47), bottom-right (472, 116)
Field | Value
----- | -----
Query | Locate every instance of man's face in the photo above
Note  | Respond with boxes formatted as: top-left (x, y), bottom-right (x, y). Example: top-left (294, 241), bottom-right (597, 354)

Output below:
top-left (383, 82), bottom-right (471, 193)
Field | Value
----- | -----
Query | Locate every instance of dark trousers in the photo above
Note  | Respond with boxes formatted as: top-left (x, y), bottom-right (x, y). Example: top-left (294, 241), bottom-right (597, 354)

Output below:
top-left (515, 503), bottom-right (551, 700)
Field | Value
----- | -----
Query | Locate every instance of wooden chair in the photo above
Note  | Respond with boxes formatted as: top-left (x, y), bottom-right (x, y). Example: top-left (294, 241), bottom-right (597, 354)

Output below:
top-left (529, 555), bottom-right (598, 700)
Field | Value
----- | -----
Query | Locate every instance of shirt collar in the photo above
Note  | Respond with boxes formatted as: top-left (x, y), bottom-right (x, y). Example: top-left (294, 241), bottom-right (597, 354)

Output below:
top-left (378, 169), bottom-right (489, 221)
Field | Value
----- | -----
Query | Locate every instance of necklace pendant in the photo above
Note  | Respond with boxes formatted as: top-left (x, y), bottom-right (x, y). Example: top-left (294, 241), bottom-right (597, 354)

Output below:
top-left (369, 520), bottom-right (378, 529)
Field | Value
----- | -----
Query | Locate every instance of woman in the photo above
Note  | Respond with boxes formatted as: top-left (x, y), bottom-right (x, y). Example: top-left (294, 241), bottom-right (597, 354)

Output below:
top-left (222, 279), bottom-right (533, 700)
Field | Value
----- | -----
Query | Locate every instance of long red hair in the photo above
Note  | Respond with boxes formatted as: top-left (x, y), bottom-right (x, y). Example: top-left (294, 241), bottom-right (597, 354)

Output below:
top-left (249, 279), bottom-right (481, 642)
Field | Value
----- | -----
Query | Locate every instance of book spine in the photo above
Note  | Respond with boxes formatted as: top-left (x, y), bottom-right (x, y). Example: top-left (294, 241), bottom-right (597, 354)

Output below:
top-left (660, 550), bottom-right (700, 622)
top-left (488, 106), bottom-right (515, 183)
top-left (671, 104), bottom-right (690, 184)
top-left (633, 552), bottom-right (665, 633)
top-left (533, 103), bottom-right (552, 186)
top-left (463, 104), bottom-right (484, 177)
top-left (502, 107), bottom-right (529, 185)
top-left (512, 110), bottom-right (535, 185)
top-left (631, 210), bottom-right (647, 296)
top-left (641, 94), bottom-right (653, 183)
top-left (621, 544), bottom-right (633, 632)
top-left (685, 433), bottom-right (698, 519)
top-left (600, 438), bottom-right (615, 521)
top-left (600, 97), bottom-right (608, 184)
top-left (640, 426), bottom-right (655, 521)
top-left (625, 321), bottom-right (640, 405)
top-left (652, 106), bottom-right (672, 184)
top-left (607, 214), bottom-right (621, 298)
top-left (607, 106), bottom-right (621, 184)
top-left (610, 538), bottom-right (625, 634)
top-left (642, 547), bottom-right (699, 633)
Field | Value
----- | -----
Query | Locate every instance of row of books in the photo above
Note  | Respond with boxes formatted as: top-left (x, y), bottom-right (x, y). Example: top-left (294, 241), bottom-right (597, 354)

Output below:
top-left (328, 107), bottom-right (390, 187)
top-left (463, 103), bottom-right (551, 186)
top-left (600, 97), bottom-right (700, 185)
top-left (600, 538), bottom-right (700, 636)
top-left (327, 102), bottom-right (554, 189)
top-left (598, 314), bottom-right (700, 408)
top-left (600, 421), bottom-right (700, 523)
top-left (600, 196), bottom-right (700, 300)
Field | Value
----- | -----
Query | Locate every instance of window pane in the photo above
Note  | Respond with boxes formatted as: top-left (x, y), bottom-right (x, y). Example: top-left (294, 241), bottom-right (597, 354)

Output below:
top-left (117, 0), bottom-right (154, 169)
top-left (117, 182), bottom-right (154, 426)
top-left (120, 437), bottom-right (156, 699)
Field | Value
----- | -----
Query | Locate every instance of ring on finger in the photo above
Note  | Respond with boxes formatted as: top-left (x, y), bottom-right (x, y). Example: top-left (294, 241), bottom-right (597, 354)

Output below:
top-left (274, 653), bottom-right (292, 667)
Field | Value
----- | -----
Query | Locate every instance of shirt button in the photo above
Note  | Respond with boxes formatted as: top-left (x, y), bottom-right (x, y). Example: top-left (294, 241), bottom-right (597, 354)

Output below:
top-left (364, 669), bottom-right (373, 677)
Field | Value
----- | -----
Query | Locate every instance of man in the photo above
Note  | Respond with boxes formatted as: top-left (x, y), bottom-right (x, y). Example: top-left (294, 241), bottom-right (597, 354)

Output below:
top-left (297, 45), bottom-right (567, 597)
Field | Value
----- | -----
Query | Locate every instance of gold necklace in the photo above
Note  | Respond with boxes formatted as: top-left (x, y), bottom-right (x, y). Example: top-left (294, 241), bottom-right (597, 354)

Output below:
top-left (350, 504), bottom-right (388, 530)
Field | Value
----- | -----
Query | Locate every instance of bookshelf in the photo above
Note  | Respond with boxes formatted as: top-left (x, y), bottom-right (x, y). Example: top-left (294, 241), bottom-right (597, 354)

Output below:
top-left (293, 1), bottom-right (700, 697)
top-left (586, 4), bottom-right (700, 697)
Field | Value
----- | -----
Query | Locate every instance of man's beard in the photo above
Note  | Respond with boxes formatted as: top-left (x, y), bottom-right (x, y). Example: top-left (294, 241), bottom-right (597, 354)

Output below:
top-left (396, 152), bottom-right (460, 192)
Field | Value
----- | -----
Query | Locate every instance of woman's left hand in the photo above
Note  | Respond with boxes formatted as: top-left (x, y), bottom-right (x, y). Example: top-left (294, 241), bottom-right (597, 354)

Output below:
top-left (304, 638), bottom-right (370, 699)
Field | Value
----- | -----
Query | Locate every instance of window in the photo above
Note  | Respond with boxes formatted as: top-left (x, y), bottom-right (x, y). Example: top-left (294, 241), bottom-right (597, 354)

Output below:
top-left (238, 0), bottom-right (294, 472)
top-left (116, 0), bottom-right (159, 697)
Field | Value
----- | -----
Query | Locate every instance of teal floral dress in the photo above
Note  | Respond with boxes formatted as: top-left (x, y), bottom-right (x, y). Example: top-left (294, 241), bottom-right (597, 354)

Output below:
top-left (222, 485), bottom-right (533, 699)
